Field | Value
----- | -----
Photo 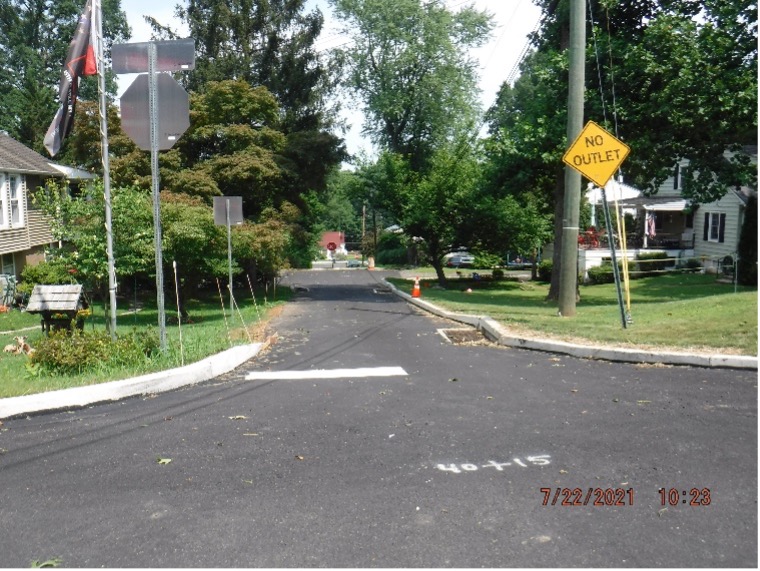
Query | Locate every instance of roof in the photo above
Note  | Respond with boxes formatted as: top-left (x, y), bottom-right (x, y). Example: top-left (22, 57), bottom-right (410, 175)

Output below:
top-left (585, 181), bottom-right (641, 204)
top-left (48, 163), bottom-right (96, 180)
top-left (26, 284), bottom-right (84, 313)
top-left (0, 132), bottom-right (63, 177)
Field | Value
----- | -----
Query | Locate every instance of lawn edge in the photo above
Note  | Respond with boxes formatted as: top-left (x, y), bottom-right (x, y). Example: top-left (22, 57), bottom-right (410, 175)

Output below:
top-left (383, 278), bottom-right (758, 370)
top-left (0, 340), bottom-right (270, 420)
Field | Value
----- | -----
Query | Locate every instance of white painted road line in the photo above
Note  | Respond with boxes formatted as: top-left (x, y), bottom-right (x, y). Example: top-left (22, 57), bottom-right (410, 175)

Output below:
top-left (245, 366), bottom-right (408, 381)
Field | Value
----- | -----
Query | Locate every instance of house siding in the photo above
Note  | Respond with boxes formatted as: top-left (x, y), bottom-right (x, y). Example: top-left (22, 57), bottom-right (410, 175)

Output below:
top-left (693, 192), bottom-right (745, 263)
top-left (0, 179), bottom-right (54, 256)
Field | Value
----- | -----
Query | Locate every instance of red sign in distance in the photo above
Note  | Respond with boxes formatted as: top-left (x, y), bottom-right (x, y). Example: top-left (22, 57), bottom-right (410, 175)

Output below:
top-left (327, 242), bottom-right (337, 251)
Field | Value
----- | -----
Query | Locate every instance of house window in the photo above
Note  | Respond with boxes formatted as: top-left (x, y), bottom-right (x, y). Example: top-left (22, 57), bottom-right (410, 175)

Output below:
top-left (703, 212), bottom-right (726, 243)
top-left (0, 173), bottom-right (25, 229)
top-left (9, 175), bottom-right (23, 227)
top-left (0, 253), bottom-right (14, 276)
top-left (0, 174), bottom-right (6, 229)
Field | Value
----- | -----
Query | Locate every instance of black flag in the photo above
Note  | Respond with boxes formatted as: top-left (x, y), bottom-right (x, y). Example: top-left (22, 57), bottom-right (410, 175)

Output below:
top-left (44, 0), bottom-right (98, 157)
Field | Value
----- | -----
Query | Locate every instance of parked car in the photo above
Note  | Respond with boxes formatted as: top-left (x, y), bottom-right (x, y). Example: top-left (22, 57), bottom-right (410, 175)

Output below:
top-left (346, 259), bottom-right (365, 268)
top-left (446, 254), bottom-right (475, 268)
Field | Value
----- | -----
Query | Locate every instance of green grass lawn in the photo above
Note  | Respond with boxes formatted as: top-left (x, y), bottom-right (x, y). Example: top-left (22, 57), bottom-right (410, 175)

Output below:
top-left (389, 272), bottom-right (757, 356)
top-left (0, 287), bottom-right (290, 399)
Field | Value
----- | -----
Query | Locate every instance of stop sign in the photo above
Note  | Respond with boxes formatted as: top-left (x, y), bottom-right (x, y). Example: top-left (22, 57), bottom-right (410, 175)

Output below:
top-left (120, 73), bottom-right (190, 151)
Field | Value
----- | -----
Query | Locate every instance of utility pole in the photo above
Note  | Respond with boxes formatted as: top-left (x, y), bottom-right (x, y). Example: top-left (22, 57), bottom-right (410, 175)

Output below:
top-left (558, 0), bottom-right (586, 317)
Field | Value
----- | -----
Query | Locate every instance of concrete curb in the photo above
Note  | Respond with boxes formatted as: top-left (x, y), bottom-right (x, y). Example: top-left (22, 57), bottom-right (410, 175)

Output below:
top-left (384, 279), bottom-right (757, 370)
top-left (0, 342), bottom-right (266, 420)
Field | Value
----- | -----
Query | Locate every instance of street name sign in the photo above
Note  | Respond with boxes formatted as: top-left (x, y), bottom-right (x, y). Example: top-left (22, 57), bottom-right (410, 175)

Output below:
top-left (562, 120), bottom-right (630, 187)
top-left (112, 39), bottom-right (195, 74)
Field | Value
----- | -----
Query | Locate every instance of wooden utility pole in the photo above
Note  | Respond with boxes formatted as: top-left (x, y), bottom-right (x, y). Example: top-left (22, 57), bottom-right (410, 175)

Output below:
top-left (558, 0), bottom-right (586, 317)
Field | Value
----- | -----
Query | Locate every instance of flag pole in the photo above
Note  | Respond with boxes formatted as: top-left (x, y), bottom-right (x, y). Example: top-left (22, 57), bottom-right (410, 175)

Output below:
top-left (94, 0), bottom-right (118, 338)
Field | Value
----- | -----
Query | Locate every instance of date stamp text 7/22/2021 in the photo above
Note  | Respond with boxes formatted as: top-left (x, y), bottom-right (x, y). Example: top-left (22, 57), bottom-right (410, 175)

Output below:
top-left (539, 487), bottom-right (712, 507)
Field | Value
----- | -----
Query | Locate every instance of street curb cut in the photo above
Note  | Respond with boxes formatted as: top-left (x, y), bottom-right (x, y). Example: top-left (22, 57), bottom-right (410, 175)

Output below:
top-left (0, 342), bottom-right (266, 420)
top-left (383, 279), bottom-right (757, 370)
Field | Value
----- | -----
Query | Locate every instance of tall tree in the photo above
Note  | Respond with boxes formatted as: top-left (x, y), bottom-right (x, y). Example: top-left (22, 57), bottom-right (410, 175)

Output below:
top-left (368, 141), bottom-right (492, 284)
top-left (168, 0), bottom-right (346, 236)
top-left (0, 0), bottom-right (129, 151)
top-left (486, 0), bottom-right (757, 298)
top-left (331, 0), bottom-right (492, 172)
top-left (176, 0), bottom-right (334, 134)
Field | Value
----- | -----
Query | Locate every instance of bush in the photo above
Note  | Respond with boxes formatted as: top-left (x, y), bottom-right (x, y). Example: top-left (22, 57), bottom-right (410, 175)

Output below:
top-left (587, 260), bottom-right (634, 285)
top-left (537, 260), bottom-right (552, 282)
top-left (376, 232), bottom-right (408, 265)
top-left (31, 329), bottom-right (160, 376)
top-left (18, 259), bottom-right (76, 296)
top-left (492, 268), bottom-right (505, 280)
top-left (683, 257), bottom-right (702, 271)
top-left (636, 252), bottom-right (671, 272)
top-left (473, 253), bottom-right (502, 269)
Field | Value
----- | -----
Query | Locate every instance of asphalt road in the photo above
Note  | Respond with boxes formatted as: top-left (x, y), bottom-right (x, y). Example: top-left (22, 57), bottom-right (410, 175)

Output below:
top-left (0, 269), bottom-right (756, 567)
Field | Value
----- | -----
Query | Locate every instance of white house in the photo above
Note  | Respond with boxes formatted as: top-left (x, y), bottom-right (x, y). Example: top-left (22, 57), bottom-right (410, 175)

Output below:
top-left (0, 132), bottom-right (94, 281)
top-left (574, 146), bottom-right (757, 277)
top-left (0, 132), bottom-right (63, 279)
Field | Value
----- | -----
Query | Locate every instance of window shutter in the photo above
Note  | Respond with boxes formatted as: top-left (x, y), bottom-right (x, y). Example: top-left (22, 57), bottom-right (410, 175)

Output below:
top-left (718, 213), bottom-right (726, 243)
top-left (703, 213), bottom-right (709, 241)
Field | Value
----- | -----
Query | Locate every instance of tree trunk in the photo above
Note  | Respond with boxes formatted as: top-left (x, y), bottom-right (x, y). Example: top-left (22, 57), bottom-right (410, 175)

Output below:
top-left (432, 259), bottom-right (447, 287)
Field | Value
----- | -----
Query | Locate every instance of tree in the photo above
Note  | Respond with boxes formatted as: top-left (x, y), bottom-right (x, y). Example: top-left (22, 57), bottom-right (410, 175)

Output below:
top-left (0, 0), bottom-right (129, 151)
top-left (318, 170), bottom-right (364, 243)
top-left (370, 142), bottom-right (490, 284)
top-left (736, 194), bottom-right (757, 286)
top-left (331, 0), bottom-right (492, 172)
top-left (164, 79), bottom-right (285, 216)
top-left (176, 0), bottom-right (334, 134)
top-left (32, 182), bottom-right (297, 316)
top-left (485, 0), bottom-right (757, 298)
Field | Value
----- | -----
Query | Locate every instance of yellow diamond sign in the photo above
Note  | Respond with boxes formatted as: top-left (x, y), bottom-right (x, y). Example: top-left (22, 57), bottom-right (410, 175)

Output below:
top-left (562, 121), bottom-right (630, 187)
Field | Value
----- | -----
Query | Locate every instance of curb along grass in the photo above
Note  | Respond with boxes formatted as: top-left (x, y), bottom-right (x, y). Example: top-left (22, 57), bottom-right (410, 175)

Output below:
top-left (0, 291), bottom-right (290, 400)
top-left (384, 274), bottom-right (757, 368)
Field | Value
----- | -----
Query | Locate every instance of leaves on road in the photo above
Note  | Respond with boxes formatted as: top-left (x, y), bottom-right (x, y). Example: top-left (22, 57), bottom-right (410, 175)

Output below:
top-left (156, 457), bottom-right (172, 465)
top-left (30, 558), bottom-right (62, 568)
top-left (229, 415), bottom-right (248, 420)
top-left (295, 455), bottom-right (304, 460)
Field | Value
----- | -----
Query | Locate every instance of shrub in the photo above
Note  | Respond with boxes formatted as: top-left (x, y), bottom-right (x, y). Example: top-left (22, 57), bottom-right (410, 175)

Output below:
top-left (587, 260), bottom-right (634, 285)
top-left (473, 253), bottom-right (502, 269)
top-left (683, 258), bottom-right (702, 271)
top-left (376, 232), bottom-right (408, 265)
top-left (30, 329), bottom-right (160, 376)
top-left (492, 268), bottom-right (505, 280)
top-left (18, 259), bottom-right (76, 296)
top-left (636, 252), bottom-right (671, 272)
top-left (537, 260), bottom-right (552, 282)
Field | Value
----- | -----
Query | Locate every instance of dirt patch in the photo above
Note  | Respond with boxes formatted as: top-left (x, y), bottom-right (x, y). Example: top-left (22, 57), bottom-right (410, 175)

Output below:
top-left (230, 303), bottom-right (287, 342)
top-left (438, 328), bottom-right (489, 345)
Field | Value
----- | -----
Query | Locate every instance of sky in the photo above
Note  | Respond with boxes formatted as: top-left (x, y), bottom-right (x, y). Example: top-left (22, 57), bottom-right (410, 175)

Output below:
top-left (116, 0), bottom-right (542, 157)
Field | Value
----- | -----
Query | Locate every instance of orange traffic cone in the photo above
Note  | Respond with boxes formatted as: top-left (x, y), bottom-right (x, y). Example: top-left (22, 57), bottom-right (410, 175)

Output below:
top-left (412, 277), bottom-right (421, 298)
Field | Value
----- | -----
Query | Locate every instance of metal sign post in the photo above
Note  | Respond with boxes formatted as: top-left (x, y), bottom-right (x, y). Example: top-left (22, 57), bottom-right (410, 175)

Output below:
top-left (114, 38), bottom-right (195, 351)
top-left (600, 186), bottom-right (628, 329)
top-left (213, 197), bottom-right (244, 313)
top-left (148, 43), bottom-right (167, 349)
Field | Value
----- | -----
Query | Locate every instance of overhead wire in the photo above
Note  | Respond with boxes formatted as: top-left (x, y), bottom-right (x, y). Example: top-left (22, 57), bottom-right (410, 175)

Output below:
top-left (588, 0), bottom-right (631, 318)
